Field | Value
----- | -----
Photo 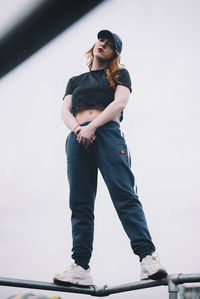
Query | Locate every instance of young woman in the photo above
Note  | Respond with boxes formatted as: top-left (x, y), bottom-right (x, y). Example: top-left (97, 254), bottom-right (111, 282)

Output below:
top-left (53, 30), bottom-right (168, 286)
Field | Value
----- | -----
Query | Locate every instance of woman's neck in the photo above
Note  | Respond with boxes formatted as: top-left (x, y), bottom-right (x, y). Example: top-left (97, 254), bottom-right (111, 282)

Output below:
top-left (91, 57), bottom-right (109, 71)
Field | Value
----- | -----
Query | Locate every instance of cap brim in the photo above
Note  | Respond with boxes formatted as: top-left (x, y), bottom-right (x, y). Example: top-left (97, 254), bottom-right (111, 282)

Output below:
top-left (97, 30), bottom-right (115, 48)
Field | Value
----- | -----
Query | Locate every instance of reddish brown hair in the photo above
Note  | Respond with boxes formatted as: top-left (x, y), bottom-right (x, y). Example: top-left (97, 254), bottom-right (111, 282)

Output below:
top-left (85, 44), bottom-right (124, 89)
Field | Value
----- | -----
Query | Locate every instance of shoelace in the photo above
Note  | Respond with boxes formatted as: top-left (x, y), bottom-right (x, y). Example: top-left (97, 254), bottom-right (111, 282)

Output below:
top-left (63, 263), bottom-right (77, 274)
top-left (142, 255), bottom-right (161, 265)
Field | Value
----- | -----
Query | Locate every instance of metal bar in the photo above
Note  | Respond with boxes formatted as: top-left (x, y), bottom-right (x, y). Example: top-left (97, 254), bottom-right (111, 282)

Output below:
top-left (0, 273), bottom-right (200, 297)
top-left (0, 277), bottom-right (96, 296)
top-left (0, 0), bottom-right (106, 78)
top-left (176, 273), bottom-right (200, 284)
top-left (103, 279), bottom-right (167, 296)
top-left (168, 280), bottom-right (179, 299)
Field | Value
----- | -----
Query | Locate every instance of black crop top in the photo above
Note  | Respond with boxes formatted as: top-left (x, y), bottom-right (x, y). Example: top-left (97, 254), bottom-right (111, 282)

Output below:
top-left (62, 68), bottom-right (132, 122)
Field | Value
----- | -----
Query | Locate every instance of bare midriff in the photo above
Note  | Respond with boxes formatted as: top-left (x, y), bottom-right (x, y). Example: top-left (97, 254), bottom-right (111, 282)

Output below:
top-left (75, 106), bottom-right (120, 124)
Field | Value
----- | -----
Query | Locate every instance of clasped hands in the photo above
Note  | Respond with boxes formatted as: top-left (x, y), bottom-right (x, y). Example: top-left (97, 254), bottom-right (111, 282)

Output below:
top-left (74, 124), bottom-right (96, 149)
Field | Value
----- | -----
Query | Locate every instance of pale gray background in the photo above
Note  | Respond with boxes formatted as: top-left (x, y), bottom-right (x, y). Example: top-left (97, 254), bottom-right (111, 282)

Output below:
top-left (0, 0), bottom-right (200, 298)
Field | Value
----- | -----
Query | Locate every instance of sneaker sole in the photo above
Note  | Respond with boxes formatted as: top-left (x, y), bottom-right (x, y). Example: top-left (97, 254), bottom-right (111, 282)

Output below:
top-left (53, 277), bottom-right (93, 287)
top-left (149, 269), bottom-right (168, 280)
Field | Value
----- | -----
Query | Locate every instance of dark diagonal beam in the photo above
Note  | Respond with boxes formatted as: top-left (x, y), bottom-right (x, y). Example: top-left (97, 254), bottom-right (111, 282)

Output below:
top-left (0, 0), bottom-right (106, 78)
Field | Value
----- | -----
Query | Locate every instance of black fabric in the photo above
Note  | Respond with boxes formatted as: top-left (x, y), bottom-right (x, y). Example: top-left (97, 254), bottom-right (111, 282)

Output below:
top-left (62, 68), bottom-right (132, 122)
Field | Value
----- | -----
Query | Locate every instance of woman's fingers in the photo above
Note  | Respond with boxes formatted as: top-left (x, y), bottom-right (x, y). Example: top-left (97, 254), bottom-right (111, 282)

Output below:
top-left (77, 135), bottom-right (87, 146)
top-left (77, 134), bottom-right (96, 148)
top-left (77, 135), bottom-right (95, 142)
top-left (77, 135), bottom-right (82, 143)
top-left (90, 135), bottom-right (96, 141)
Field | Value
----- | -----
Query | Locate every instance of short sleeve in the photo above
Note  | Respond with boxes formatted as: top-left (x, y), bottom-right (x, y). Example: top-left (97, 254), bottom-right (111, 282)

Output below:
top-left (62, 77), bottom-right (74, 100)
top-left (117, 68), bottom-right (132, 93)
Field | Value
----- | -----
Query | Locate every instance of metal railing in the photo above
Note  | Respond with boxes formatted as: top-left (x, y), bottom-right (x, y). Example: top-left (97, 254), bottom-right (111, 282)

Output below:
top-left (1, 273), bottom-right (200, 298)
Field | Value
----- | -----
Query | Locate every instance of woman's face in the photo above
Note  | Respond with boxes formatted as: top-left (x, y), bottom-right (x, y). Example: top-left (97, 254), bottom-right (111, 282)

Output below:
top-left (93, 37), bottom-right (115, 60)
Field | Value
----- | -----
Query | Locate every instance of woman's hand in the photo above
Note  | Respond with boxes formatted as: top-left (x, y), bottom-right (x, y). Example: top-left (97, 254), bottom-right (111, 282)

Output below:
top-left (76, 124), bottom-right (96, 149)
top-left (73, 125), bottom-right (81, 135)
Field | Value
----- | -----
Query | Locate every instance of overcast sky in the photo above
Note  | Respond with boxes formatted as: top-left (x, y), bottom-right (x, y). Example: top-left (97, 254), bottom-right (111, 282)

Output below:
top-left (1, 0), bottom-right (200, 298)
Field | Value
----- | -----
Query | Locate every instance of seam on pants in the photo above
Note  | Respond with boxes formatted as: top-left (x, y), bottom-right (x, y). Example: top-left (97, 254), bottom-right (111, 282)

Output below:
top-left (121, 130), bottom-right (138, 196)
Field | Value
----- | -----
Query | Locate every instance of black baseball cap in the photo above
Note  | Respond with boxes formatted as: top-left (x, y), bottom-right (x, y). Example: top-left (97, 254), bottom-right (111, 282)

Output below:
top-left (97, 30), bottom-right (122, 54)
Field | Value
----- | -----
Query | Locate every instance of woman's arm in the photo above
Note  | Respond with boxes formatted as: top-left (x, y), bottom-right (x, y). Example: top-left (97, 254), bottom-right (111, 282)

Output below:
top-left (61, 95), bottom-right (81, 133)
top-left (90, 85), bottom-right (130, 129)
top-left (77, 85), bottom-right (130, 144)
top-left (61, 95), bottom-right (96, 145)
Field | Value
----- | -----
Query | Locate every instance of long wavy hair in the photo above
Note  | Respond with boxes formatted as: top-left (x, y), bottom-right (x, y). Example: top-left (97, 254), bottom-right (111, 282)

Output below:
top-left (85, 44), bottom-right (124, 90)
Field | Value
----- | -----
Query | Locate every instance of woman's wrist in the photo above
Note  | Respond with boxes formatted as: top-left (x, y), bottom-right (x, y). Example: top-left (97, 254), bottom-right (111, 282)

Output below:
top-left (88, 121), bottom-right (98, 132)
top-left (72, 124), bottom-right (80, 132)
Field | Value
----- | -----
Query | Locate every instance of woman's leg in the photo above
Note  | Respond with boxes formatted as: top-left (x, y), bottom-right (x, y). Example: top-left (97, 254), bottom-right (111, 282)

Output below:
top-left (93, 121), bottom-right (156, 261)
top-left (66, 131), bottom-right (98, 269)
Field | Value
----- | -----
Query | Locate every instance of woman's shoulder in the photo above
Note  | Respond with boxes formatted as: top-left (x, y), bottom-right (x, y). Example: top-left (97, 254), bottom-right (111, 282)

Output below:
top-left (118, 67), bottom-right (131, 76)
top-left (117, 67), bottom-right (132, 93)
top-left (117, 67), bottom-right (132, 81)
top-left (68, 70), bottom-right (90, 82)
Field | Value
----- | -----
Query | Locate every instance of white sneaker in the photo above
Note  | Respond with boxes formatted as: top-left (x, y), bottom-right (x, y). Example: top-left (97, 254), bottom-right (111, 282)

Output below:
top-left (53, 263), bottom-right (94, 286)
top-left (140, 252), bottom-right (168, 280)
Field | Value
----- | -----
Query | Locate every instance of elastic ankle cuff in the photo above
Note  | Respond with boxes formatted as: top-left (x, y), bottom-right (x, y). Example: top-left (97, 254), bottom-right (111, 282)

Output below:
top-left (75, 262), bottom-right (89, 270)
top-left (139, 252), bottom-right (154, 262)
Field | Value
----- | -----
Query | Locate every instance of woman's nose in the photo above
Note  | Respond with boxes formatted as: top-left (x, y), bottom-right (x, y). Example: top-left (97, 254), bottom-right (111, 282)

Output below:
top-left (100, 40), bottom-right (106, 47)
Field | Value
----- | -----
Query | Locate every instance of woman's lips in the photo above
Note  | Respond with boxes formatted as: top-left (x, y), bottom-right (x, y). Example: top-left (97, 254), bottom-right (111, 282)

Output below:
top-left (98, 48), bottom-right (103, 52)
